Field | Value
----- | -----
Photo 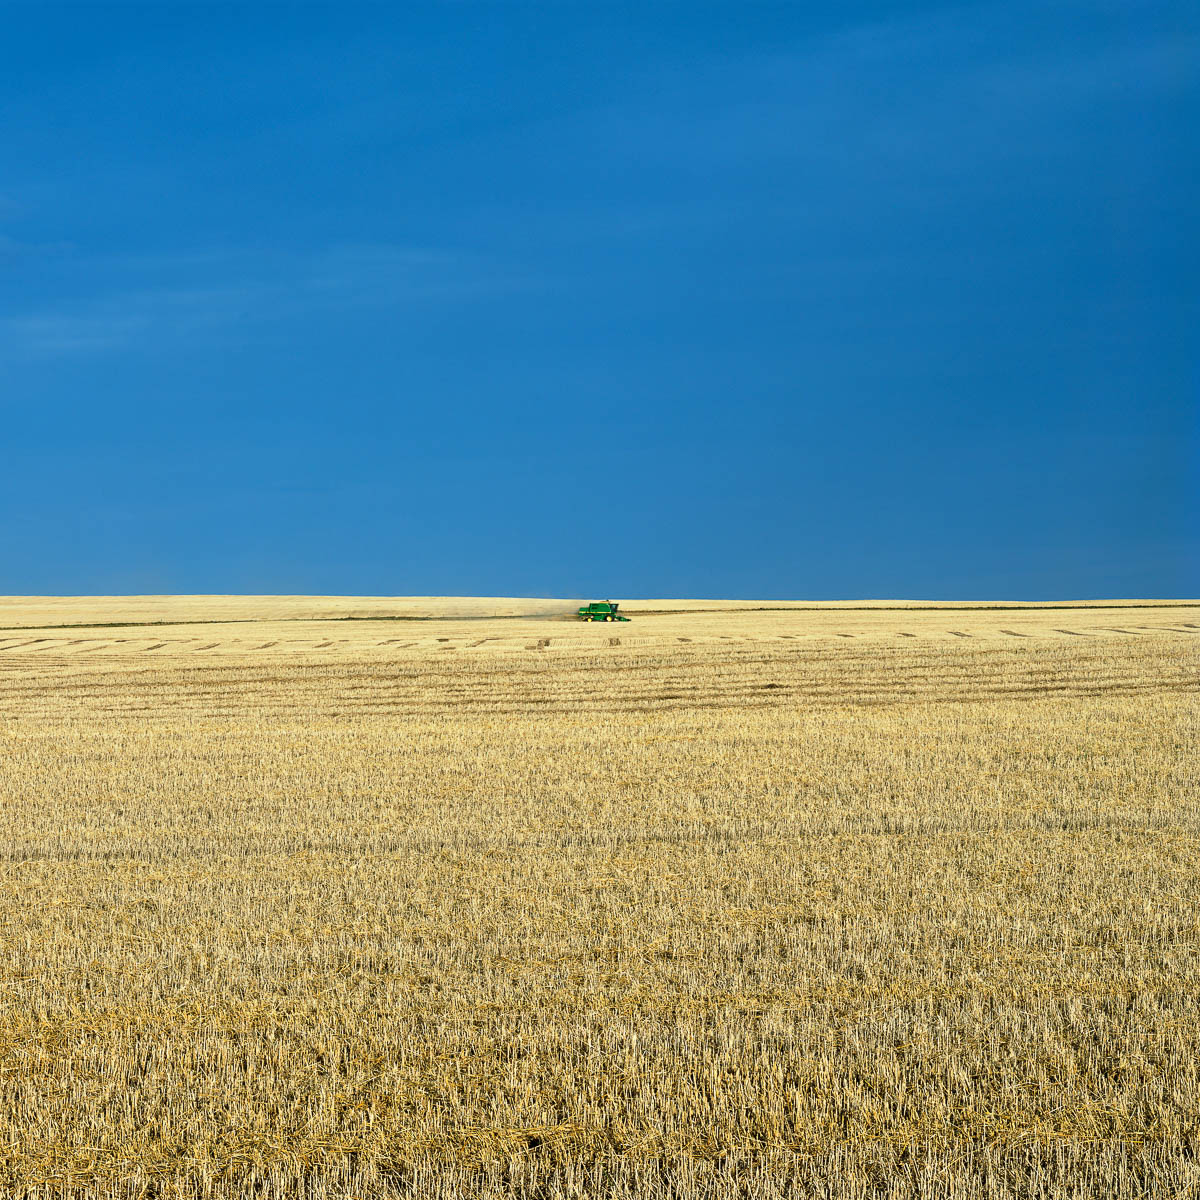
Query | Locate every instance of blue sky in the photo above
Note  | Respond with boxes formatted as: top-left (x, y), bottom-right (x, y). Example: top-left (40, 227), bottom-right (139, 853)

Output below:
top-left (2, 2), bottom-right (1196, 599)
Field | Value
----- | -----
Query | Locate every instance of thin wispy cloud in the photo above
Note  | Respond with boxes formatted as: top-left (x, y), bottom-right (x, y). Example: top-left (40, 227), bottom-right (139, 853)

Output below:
top-left (0, 233), bottom-right (73, 261)
top-left (6, 312), bottom-right (151, 353)
top-left (583, 18), bottom-right (1197, 170)
top-left (0, 243), bottom-right (537, 356)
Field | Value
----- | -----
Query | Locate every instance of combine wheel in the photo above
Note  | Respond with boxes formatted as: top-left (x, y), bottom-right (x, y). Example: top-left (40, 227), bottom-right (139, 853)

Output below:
top-left (605, 615), bottom-right (612, 622)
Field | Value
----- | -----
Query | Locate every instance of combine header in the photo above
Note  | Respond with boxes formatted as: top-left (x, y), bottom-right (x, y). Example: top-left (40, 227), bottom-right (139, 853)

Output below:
top-left (577, 601), bottom-right (629, 623)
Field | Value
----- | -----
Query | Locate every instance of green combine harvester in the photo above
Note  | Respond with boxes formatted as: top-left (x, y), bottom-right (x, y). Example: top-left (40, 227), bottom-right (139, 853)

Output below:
top-left (577, 601), bottom-right (629, 622)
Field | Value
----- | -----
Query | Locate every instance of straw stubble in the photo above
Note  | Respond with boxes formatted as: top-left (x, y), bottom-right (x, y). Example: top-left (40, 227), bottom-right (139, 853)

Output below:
top-left (0, 599), bottom-right (1196, 1198)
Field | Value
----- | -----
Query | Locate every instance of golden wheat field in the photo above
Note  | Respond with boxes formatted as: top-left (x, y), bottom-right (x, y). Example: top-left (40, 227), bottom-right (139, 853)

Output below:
top-left (1, 596), bottom-right (1197, 1199)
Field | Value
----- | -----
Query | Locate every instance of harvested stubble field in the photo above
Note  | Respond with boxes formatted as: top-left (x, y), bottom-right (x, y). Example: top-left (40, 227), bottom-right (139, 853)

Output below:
top-left (0, 597), bottom-right (1197, 1199)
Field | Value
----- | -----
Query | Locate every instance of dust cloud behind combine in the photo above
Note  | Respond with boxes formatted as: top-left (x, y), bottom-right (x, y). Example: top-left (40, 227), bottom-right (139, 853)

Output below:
top-left (0, 595), bottom-right (585, 629)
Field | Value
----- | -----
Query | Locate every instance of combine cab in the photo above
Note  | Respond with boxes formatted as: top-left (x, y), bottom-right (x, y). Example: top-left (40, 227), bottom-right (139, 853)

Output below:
top-left (577, 601), bottom-right (629, 623)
